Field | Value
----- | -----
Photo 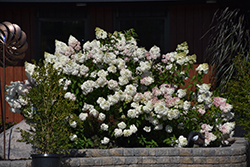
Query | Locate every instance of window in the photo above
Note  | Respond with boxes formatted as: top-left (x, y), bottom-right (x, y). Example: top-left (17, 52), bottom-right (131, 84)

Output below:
top-left (35, 4), bottom-right (88, 61)
top-left (114, 4), bottom-right (170, 54)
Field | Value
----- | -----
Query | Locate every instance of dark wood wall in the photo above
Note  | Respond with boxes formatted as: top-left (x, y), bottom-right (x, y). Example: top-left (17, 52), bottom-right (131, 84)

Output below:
top-left (169, 4), bottom-right (217, 63)
top-left (0, 2), bottom-right (217, 123)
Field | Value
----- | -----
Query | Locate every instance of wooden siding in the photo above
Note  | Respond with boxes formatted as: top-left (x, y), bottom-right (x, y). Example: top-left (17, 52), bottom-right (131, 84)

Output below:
top-left (169, 4), bottom-right (218, 63)
top-left (0, 2), bottom-right (216, 124)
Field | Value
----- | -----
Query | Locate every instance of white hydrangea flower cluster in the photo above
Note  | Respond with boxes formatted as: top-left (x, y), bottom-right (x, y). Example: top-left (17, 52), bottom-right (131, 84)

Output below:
top-left (5, 28), bottom-right (235, 148)
top-left (5, 80), bottom-right (30, 113)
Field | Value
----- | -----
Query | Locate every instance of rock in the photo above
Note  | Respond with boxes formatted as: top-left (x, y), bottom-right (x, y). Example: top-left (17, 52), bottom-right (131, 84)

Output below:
top-left (0, 120), bottom-right (33, 160)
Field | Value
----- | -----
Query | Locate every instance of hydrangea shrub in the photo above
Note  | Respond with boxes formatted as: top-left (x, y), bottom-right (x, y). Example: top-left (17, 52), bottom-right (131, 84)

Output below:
top-left (5, 28), bottom-right (235, 148)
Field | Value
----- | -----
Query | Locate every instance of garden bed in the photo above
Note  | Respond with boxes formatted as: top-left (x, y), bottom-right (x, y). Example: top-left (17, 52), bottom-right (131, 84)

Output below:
top-left (0, 137), bottom-right (248, 167)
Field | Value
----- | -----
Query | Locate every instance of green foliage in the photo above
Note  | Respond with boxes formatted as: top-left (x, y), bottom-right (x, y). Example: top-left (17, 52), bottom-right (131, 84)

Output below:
top-left (138, 135), bottom-right (158, 147)
top-left (225, 54), bottom-right (250, 140)
top-left (205, 7), bottom-right (250, 92)
top-left (18, 61), bottom-right (78, 154)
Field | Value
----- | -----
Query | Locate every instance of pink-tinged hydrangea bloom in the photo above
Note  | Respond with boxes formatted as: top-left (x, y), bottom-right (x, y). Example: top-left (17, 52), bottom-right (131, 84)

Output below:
top-left (219, 122), bottom-right (235, 134)
top-left (204, 132), bottom-right (217, 146)
top-left (124, 57), bottom-right (130, 62)
top-left (219, 102), bottom-right (233, 113)
top-left (143, 91), bottom-right (153, 101)
top-left (140, 76), bottom-right (154, 86)
top-left (212, 97), bottom-right (227, 107)
top-left (152, 87), bottom-right (162, 96)
top-left (68, 35), bottom-right (81, 51)
top-left (213, 97), bottom-right (232, 112)
top-left (151, 96), bottom-right (164, 106)
top-left (149, 45), bottom-right (161, 60)
top-left (133, 93), bottom-right (143, 102)
top-left (161, 53), bottom-right (172, 63)
top-left (165, 95), bottom-right (180, 108)
top-left (55, 40), bottom-right (74, 56)
top-left (200, 124), bottom-right (213, 133)
top-left (198, 108), bottom-right (206, 115)
top-left (160, 84), bottom-right (176, 95)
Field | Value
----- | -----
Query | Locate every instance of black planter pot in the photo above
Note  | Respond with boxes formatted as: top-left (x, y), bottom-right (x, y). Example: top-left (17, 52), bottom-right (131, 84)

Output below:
top-left (31, 154), bottom-right (62, 167)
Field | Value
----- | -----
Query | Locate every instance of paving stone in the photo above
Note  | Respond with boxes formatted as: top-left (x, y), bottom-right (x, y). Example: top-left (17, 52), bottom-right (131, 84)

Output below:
top-left (166, 148), bottom-right (180, 156)
top-left (10, 160), bottom-right (27, 167)
top-left (215, 148), bottom-right (232, 156)
top-left (112, 156), bottom-right (126, 165)
top-left (230, 154), bottom-right (246, 163)
top-left (125, 157), bottom-right (138, 164)
top-left (0, 161), bottom-right (10, 167)
top-left (180, 156), bottom-right (194, 164)
top-left (156, 156), bottom-right (177, 164)
top-left (133, 148), bottom-right (148, 156)
top-left (142, 156), bottom-right (157, 164)
top-left (202, 148), bottom-right (216, 156)
top-left (109, 148), bottom-right (124, 156)
top-left (168, 156), bottom-right (180, 163)
top-left (0, 120), bottom-right (33, 160)
top-left (192, 148), bottom-right (204, 156)
top-left (179, 148), bottom-right (193, 156)
top-left (0, 137), bottom-right (247, 167)
top-left (123, 148), bottom-right (136, 156)
top-left (193, 156), bottom-right (206, 164)
top-left (63, 158), bottom-right (80, 167)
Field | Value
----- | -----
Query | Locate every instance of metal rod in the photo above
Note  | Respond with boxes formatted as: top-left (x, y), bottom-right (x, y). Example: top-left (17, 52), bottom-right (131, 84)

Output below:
top-left (3, 42), bottom-right (6, 160)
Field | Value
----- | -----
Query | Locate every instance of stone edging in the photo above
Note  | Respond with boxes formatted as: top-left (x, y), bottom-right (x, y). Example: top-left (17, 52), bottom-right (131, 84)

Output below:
top-left (0, 137), bottom-right (248, 167)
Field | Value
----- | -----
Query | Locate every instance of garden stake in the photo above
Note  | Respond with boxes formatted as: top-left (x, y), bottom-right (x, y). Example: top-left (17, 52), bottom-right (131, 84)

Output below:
top-left (0, 21), bottom-right (28, 160)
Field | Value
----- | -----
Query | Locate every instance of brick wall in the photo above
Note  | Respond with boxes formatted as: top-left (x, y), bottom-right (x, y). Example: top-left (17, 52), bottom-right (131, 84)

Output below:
top-left (0, 137), bottom-right (248, 167)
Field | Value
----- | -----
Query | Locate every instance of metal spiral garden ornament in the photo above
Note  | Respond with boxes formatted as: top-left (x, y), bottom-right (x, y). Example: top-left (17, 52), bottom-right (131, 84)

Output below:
top-left (0, 21), bottom-right (28, 160)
